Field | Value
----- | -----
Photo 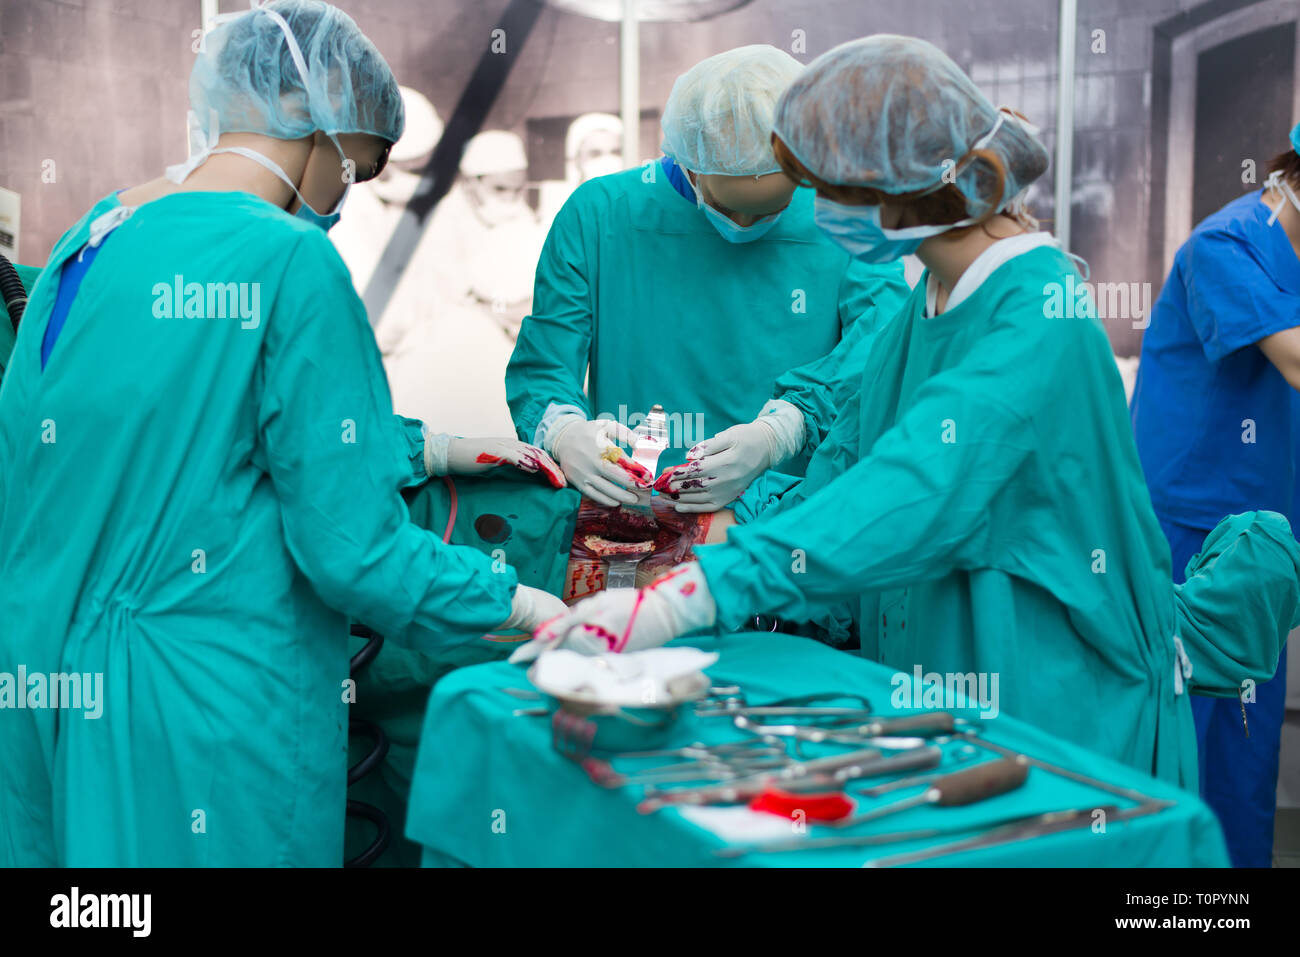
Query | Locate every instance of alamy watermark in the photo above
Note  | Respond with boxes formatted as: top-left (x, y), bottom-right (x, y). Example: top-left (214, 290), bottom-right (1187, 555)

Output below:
top-left (0, 666), bottom-right (103, 719)
top-left (1043, 275), bottom-right (1153, 329)
top-left (50, 887), bottom-right (150, 937)
top-left (891, 664), bottom-right (999, 719)
top-left (595, 404), bottom-right (707, 449)
top-left (152, 275), bottom-right (261, 329)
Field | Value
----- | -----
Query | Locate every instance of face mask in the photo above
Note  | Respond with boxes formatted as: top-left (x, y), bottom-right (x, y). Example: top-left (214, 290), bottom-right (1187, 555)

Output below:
top-left (575, 153), bottom-right (623, 183)
top-left (295, 202), bottom-right (342, 232)
top-left (196, 141), bottom-right (350, 232)
top-left (293, 142), bottom-right (349, 232)
top-left (814, 112), bottom-right (1011, 263)
top-left (371, 167), bottom-right (429, 206)
top-left (1265, 170), bottom-right (1300, 227)
top-left (690, 175), bottom-right (783, 244)
top-left (815, 198), bottom-right (943, 263)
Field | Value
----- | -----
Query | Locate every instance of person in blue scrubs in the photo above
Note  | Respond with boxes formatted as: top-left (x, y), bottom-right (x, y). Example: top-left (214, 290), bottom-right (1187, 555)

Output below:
top-left (1131, 125), bottom-right (1300, 866)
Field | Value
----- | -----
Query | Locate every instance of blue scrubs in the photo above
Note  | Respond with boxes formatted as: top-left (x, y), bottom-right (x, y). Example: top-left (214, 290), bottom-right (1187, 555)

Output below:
top-left (41, 241), bottom-right (106, 369)
top-left (1132, 188), bottom-right (1300, 867)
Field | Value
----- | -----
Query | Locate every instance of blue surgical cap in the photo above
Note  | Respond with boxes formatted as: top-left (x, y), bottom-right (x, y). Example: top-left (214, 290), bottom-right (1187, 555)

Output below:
top-left (190, 0), bottom-right (404, 144)
top-left (660, 45), bottom-right (804, 177)
top-left (1290, 120), bottom-right (1300, 156)
top-left (773, 35), bottom-right (1048, 218)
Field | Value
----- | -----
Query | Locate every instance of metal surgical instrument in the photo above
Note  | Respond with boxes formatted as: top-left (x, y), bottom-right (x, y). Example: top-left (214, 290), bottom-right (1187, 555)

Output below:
top-left (852, 745), bottom-right (980, 796)
top-left (638, 746), bottom-right (942, 813)
top-left (694, 691), bottom-right (872, 719)
top-left (735, 711), bottom-right (961, 748)
top-left (863, 803), bottom-right (1181, 867)
top-left (605, 738), bottom-right (781, 761)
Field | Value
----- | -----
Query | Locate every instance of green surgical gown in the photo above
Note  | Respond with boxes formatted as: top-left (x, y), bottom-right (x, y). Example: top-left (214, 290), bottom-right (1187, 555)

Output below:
top-left (0, 191), bottom-right (517, 866)
top-left (505, 168), bottom-right (909, 470)
top-left (697, 244), bottom-right (1200, 788)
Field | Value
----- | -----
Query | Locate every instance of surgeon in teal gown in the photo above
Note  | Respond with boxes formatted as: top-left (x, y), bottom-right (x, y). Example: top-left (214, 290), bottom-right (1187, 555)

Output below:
top-left (523, 36), bottom-right (1300, 792)
top-left (506, 44), bottom-right (908, 512)
top-left (0, 1), bottom-right (565, 867)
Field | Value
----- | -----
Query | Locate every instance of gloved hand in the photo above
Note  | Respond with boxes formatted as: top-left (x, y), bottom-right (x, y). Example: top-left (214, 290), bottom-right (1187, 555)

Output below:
top-left (656, 420), bottom-right (778, 512)
top-left (423, 432), bottom-right (566, 488)
top-left (447, 437), bottom-right (565, 488)
top-left (657, 400), bottom-right (806, 512)
top-left (549, 417), bottom-right (652, 507)
top-left (509, 563), bottom-right (716, 662)
top-left (499, 584), bottom-right (569, 634)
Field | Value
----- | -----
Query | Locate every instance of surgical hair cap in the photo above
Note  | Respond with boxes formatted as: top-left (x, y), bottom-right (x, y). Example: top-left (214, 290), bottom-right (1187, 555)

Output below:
top-left (1291, 120), bottom-right (1300, 156)
top-left (190, 0), bottom-right (404, 144)
top-left (660, 44), bottom-right (804, 177)
top-left (773, 35), bottom-right (1049, 218)
top-left (460, 131), bottom-right (528, 177)
top-left (390, 86), bottom-right (442, 163)
top-left (566, 112), bottom-right (622, 159)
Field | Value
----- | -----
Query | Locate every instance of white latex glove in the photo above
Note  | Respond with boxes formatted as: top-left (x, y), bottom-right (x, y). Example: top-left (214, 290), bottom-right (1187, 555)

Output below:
top-left (500, 585), bottom-right (569, 634)
top-left (509, 563), bottom-right (716, 663)
top-left (658, 401), bottom-right (805, 512)
top-left (657, 421), bottom-right (778, 513)
top-left (425, 434), bottom-right (566, 488)
top-left (549, 417), bottom-right (651, 507)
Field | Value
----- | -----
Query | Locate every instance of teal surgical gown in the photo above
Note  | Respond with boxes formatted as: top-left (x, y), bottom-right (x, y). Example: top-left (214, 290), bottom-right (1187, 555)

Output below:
top-left (0, 191), bottom-right (517, 866)
top-left (505, 167), bottom-right (909, 470)
top-left (698, 244), bottom-right (1200, 788)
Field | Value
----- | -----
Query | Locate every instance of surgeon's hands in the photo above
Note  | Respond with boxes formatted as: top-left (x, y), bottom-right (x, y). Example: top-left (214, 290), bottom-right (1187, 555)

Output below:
top-left (445, 437), bottom-right (566, 488)
top-left (655, 420), bottom-right (780, 512)
top-left (499, 584), bottom-right (569, 634)
top-left (508, 563), bottom-right (716, 663)
top-left (549, 417), bottom-right (653, 507)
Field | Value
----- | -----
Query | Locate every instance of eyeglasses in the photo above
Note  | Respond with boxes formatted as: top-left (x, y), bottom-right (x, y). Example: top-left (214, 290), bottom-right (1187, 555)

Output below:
top-left (358, 143), bottom-right (393, 183)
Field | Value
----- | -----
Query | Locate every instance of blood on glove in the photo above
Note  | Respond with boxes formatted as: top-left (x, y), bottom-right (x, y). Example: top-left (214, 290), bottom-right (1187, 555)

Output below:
top-left (601, 445), bottom-right (654, 488)
top-left (653, 461), bottom-right (708, 499)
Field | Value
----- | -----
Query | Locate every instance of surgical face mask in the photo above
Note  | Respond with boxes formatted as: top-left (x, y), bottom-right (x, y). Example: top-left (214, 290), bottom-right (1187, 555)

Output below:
top-left (1265, 170), bottom-right (1300, 227)
top-left (295, 201), bottom-right (342, 232)
top-left (466, 175), bottom-right (529, 228)
top-left (179, 140), bottom-right (350, 233)
top-left (371, 167), bottom-right (429, 206)
top-left (813, 111), bottom-right (1011, 263)
top-left (815, 198), bottom-right (947, 263)
top-left (690, 176), bottom-right (782, 244)
top-left (575, 153), bottom-right (624, 182)
top-left (293, 141), bottom-right (350, 232)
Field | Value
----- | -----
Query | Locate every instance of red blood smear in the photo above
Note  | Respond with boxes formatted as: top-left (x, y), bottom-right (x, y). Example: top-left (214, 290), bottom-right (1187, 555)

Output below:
top-left (536, 460), bottom-right (565, 488)
top-left (653, 465), bottom-right (682, 493)
top-left (566, 560), bottom-right (606, 602)
top-left (749, 787), bottom-right (855, 823)
top-left (614, 455), bottom-right (653, 487)
top-left (475, 453), bottom-right (505, 464)
top-left (519, 453), bottom-right (566, 488)
top-left (580, 622), bottom-right (621, 652)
